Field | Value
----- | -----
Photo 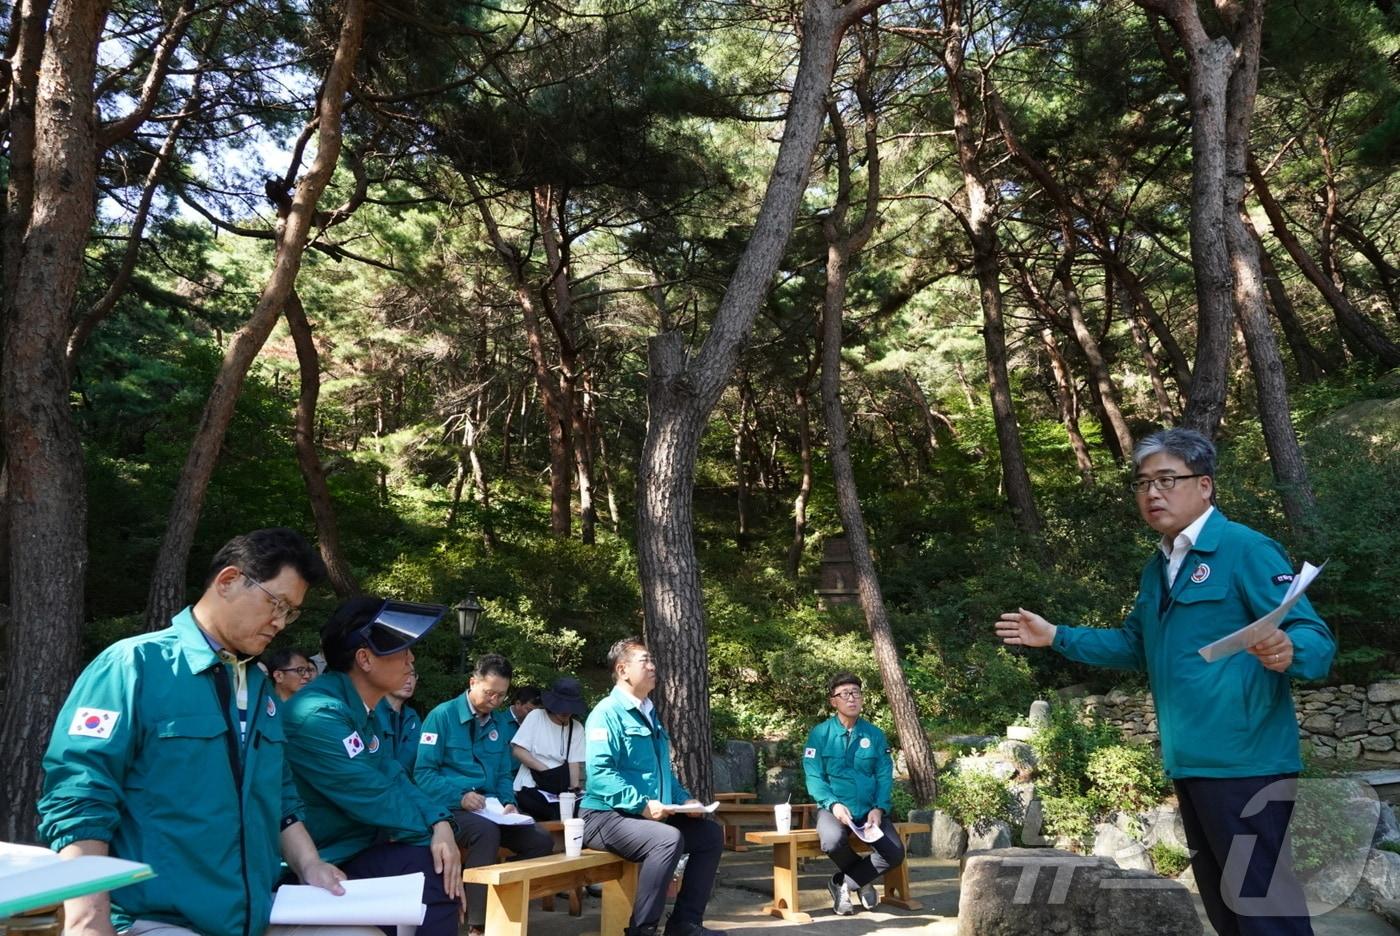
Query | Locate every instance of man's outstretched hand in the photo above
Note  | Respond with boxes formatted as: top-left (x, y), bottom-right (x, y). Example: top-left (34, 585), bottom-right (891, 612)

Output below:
top-left (995, 609), bottom-right (1056, 648)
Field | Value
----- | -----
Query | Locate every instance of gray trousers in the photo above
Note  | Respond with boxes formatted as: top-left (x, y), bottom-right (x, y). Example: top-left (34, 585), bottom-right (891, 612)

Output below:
top-left (581, 807), bottom-right (723, 932)
top-left (453, 808), bottom-right (555, 928)
top-left (815, 808), bottom-right (905, 889)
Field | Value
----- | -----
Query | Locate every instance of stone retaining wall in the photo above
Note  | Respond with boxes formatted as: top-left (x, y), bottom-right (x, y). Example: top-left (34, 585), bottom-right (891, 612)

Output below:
top-left (1073, 680), bottom-right (1400, 762)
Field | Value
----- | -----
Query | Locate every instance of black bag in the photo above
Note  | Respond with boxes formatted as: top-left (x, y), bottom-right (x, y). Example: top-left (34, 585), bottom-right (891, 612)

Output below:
top-left (530, 720), bottom-right (574, 794)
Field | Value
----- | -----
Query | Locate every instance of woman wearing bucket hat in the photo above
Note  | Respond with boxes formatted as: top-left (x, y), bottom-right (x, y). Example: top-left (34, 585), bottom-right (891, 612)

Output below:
top-left (511, 675), bottom-right (588, 821)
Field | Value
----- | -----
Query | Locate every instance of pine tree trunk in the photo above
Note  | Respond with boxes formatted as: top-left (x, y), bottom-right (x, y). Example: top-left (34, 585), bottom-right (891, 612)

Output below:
top-left (285, 291), bottom-right (359, 596)
top-left (0, 0), bottom-right (110, 842)
top-left (636, 0), bottom-right (879, 798)
top-left (1253, 222), bottom-right (1328, 382)
top-left (734, 384), bottom-right (753, 550)
top-left (144, 0), bottom-right (367, 628)
top-left (1038, 329), bottom-right (1095, 485)
top-left (787, 378), bottom-right (814, 580)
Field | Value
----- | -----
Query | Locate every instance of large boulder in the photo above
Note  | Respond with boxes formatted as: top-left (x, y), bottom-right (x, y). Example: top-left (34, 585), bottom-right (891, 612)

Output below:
top-left (1375, 802), bottom-right (1400, 846)
top-left (757, 765), bottom-right (804, 804)
top-left (710, 740), bottom-right (757, 795)
top-left (930, 809), bottom-right (968, 859)
top-left (967, 821), bottom-right (1013, 852)
top-left (907, 808), bottom-right (934, 857)
top-left (1028, 700), bottom-right (1051, 732)
top-left (1141, 804), bottom-right (1189, 853)
top-left (957, 847), bottom-right (1202, 935)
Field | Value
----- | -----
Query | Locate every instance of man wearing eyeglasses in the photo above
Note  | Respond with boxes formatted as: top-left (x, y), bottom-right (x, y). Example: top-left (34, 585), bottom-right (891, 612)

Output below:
top-left (266, 647), bottom-right (317, 702)
top-left (283, 595), bottom-right (466, 936)
top-left (995, 427), bottom-right (1334, 936)
top-left (415, 653), bottom-right (553, 936)
top-left (39, 528), bottom-right (356, 936)
top-left (375, 666), bottom-right (422, 775)
top-left (802, 672), bottom-right (903, 916)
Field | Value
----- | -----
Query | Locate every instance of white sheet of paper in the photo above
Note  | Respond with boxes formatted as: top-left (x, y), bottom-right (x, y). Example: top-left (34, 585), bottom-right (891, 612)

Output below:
top-left (269, 873), bottom-right (426, 925)
top-left (1198, 560), bottom-right (1326, 663)
top-left (0, 842), bottom-right (156, 917)
top-left (844, 819), bottom-right (884, 843)
top-left (663, 801), bottom-right (719, 814)
top-left (480, 797), bottom-right (537, 825)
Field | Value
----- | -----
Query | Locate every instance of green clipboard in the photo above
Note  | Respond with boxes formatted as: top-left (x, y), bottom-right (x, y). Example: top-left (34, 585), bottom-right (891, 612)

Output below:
top-left (1, 843), bottom-right (155, 917)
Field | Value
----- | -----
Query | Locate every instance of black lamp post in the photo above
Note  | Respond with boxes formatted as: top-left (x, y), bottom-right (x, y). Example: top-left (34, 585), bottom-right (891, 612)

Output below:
top-left (454, 595), bottom-right (484, 674)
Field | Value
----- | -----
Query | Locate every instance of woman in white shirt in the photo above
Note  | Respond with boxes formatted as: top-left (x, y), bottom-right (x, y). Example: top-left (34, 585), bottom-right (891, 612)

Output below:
top-left (512, 676), bottom-right (588, 821)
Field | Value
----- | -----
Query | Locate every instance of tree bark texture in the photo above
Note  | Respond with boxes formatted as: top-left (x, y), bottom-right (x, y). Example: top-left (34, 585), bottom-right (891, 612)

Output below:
top-left (285, 290), bottom-right (360, 597)
top-left (636, 0), bottom-right (884, 800)
top-left (1038, 328), bottom-right (1095, 485)
top-left (1253, 221), bottom-right (1328, 383)
top-left (0, 0), bottom-right (111, 842)
top-left (941, 9), bottom-right (1040, 534)
top-left (144, 0), bottom-right (367, 628)
top-left (787, 375), bottom-right (815, 579)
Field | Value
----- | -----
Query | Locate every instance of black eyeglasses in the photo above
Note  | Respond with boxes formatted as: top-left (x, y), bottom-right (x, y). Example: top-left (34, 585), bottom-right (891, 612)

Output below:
top-left (351, 599), bottom-right (448, 656)
top-left (1127, 474), bottom-right (1206, 494)
top-left (831, 689), bottom-right (863, 701)
top-left (242, 573), bottom-right (301, 624)
top-left (277, 666), bottom-right (316, 678)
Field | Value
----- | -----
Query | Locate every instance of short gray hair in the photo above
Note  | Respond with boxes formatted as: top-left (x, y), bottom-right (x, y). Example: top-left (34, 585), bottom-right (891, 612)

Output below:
top-left (1132, 428), bottom-right (1216, 476)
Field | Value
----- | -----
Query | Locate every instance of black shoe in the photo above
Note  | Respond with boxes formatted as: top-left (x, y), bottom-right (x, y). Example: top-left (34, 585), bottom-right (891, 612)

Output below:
top-left (626, 927), bottom-right (659, 936)
top-left (664, 923), bottom-right (723, 936)
top-left (827, 877), bottom-right (854, 916)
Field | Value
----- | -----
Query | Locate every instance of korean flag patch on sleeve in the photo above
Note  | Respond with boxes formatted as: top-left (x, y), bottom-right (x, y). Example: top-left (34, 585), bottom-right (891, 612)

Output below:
top-left (69, 708), bottom-right (120, 739)
top-left (803, 747), bottom-right (817, 759)
top-left (419, 731), bottom-right (439, 746)
top-left (343, 732), bottom-right (365, 758)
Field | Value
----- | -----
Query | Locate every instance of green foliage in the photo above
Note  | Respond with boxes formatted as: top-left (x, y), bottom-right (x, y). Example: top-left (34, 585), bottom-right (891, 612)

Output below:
top-left (1029, 703), bottom-right (1122, 799)
top-left (1038, 793), bottom-right (1101, 847)
top-left (1378, 840), bottom-right (1400, 856)
top-left (1149, 842), bottom-right (1191, 877)
top-left (935, 767), bottom-right (1016, 833)
top-left (1084, 744), bottom-right (1169, 813)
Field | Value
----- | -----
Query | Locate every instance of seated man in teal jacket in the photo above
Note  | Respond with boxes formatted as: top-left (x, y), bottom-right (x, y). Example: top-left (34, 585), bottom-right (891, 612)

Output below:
top-left (415, 653), bottom-right (553, 936)
top-left (38, 528), bottom-right (352, 936)
top-left (374, 665), bottom-right (422, 776)
top-left (284, 596), bottom-right (464, 936)
top-left (997, 428), bottom-right (1335, 936)
top-left (802, 672), bottom-right (904, 915)
top-left (581, 636), bottom-right (724, 936)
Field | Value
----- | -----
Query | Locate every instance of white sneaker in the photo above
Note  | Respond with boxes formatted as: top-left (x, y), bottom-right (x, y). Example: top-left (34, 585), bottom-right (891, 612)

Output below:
top-left (857, 882), bottom-right (878, 910)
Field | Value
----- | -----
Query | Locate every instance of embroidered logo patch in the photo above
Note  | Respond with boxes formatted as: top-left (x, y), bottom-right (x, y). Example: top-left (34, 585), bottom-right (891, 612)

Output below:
top-left (1190, 563), bottom-right (1211, 584)
top-left (859, 737), bottom-right (872, 749)
top-left (343, 732), bottom-right (364, 758)
top-left (419, 732), bottom-right (439, 746)
top-left (488, 729), bottom-right (499, 742)
top-left (69, 708), bottom-right (119, 739)
top-left (368, 735), bottom-right (381, 754)
top-left (1272, 573), bottom-right (1294, 586)
top-left (804, 747), bottom-right (817, 759)
top-left (266, 698), bottom-right (277, 717)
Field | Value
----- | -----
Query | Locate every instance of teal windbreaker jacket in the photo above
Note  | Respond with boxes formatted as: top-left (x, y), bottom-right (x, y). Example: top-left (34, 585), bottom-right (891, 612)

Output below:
top-left (38, 607), bottom-right (299, 936)
top-left (374, 698), bottom-right (422, 776)
top-left (284, 670), bottom-right (449, 863)
top-left (414, 695), bottom-right (518, 810)
top-left (1052, 509), bottom-right (1335, 778)
top-left (802, 715), bottom-right (893, 820)
top-left (581, 686), bottom-right (690, 813)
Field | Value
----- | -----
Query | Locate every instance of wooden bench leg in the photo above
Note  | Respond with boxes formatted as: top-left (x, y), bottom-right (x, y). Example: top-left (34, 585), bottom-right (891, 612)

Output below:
top-left (880, 859), bottom-right (922, 911)
top-left (541, 894), bottom-right (556, 913)
top-left (569, 886), bottom-right (583, 916)
top-left (761, 839), bottom-right (813, 923)
top-left (599, 860), bottom-right (638, 936)
top-left (485, 880), bottom-right (531, 936)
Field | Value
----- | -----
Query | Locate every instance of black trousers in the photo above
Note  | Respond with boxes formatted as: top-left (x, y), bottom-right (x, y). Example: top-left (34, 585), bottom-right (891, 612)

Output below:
top-left (341, 842), bottom-right (460, 936)
top-left (453, 808), bottom-right (555, 928)
top-left (582, 807), bottom-right (723, 932)
top-left (815, 808), bottom-right (905, 890)
top-left (1174, 774), bottom-right (1313, 936)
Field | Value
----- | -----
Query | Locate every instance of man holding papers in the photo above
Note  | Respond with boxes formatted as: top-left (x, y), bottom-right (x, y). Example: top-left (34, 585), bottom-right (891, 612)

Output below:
top-left (37, 529), bottom-right (351, 936)
top-left (581, 637), bottom-right (723, 936)
top-left (801, 672), bottom-right (904, 916)
top-left (283, 596), bottom-right (464, 936)
top-left (996, 428), bottom-right (1335, 936)
top-left (414, 653), bottom-right (552, 936)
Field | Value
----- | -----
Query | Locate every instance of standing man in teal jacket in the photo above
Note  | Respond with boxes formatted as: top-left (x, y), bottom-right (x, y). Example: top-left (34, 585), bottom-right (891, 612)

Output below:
top-left (38, 529), bottom-right (350, 936)
top-left (802, 672), bottom-right (904, 916)
top-left (581, 636), bottom-right (724, 936)
top-left (415, 653), bottom-right (553, 936)
top-left (284, 596), bottom-right (464, 936)
top-left (997, 428), bottom-right (1334, 936)
top-left (374, 665), bottom-right (422, 775)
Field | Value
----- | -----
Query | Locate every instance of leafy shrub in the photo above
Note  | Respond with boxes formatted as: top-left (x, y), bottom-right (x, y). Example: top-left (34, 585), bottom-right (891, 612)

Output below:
top-left (1377, 840), bottom-right (1400, 856)
top-left (935, 767), bottom-right (1016, 833)
top-left (1291, 763), bottom-right (1378, 874)
top-left (1085, 743), bottom-right (1169, 813)
top-left (1038, 792), bottom-right (1101, 848)
top-left (1029, 702), bottom-right (1121, 798)
top-left (1150, 842), bottom-right (1190, 877)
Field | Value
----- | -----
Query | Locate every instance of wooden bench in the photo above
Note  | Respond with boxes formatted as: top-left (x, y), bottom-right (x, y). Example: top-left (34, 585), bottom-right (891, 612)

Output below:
top-left (463, 849), bottom-right (636, 936)
top-left (713, 802), bottom-right (817, 852)
top-left (713, 791), bottom-right (758, 803)
top-left (496, 819), bottom-right (583, 916)
top-left (744, 821), bottom-right (930, 923)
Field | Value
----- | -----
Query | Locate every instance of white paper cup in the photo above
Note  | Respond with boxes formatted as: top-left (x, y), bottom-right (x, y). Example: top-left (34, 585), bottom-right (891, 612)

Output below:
top-left (563, 818), bottom-right (585, 857)
top-left (774, 802), bottom-right (792, 834)
top-left (558, 791), bottom-right (577, 821)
